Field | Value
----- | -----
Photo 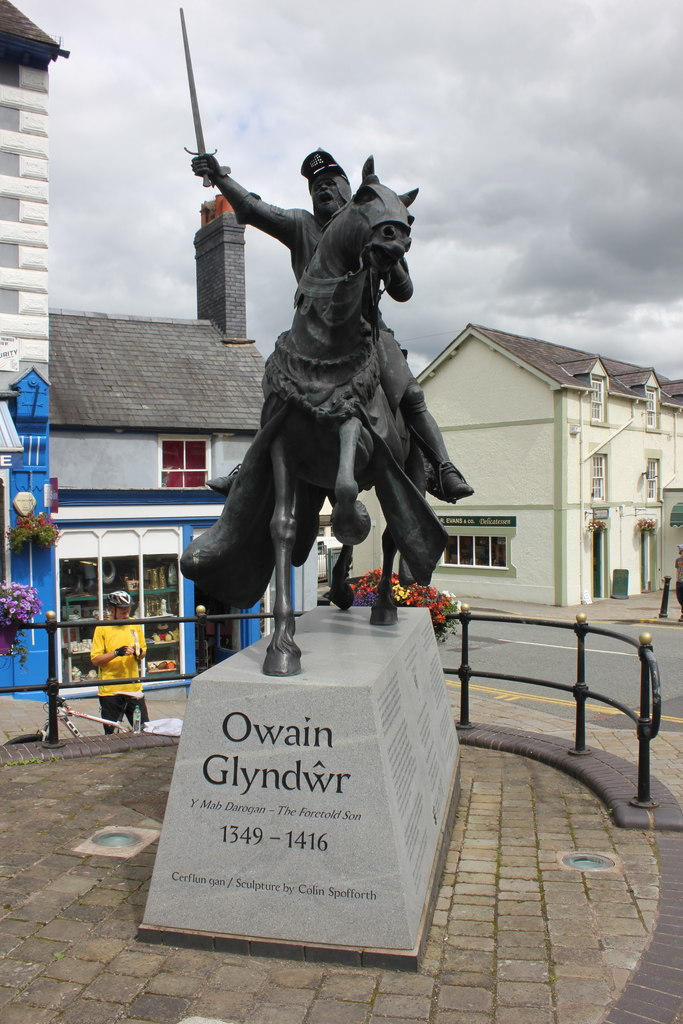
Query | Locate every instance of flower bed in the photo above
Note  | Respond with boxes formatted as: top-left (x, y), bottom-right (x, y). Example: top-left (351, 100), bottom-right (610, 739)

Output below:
top-left (351, 568), bottom-right (459, 642)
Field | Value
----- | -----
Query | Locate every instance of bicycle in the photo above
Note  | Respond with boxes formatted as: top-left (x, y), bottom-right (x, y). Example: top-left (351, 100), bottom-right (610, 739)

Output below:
top-left (3, 695), bottom-right (141, 744)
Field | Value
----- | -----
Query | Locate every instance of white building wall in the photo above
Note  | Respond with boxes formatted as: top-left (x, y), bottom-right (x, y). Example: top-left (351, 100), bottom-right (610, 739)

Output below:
top-left (0, 65), bottom-right (50, 384)
top-left (422, 336), bottom-right (558, 604)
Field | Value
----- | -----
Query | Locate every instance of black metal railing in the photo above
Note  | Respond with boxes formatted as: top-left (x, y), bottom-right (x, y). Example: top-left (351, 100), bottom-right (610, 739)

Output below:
top-left (445, 604), bottom-right (661, 808)
top-left (2, 603), bottom-right (662, 808)
top-left (1, 606), bottom-right (275, 747)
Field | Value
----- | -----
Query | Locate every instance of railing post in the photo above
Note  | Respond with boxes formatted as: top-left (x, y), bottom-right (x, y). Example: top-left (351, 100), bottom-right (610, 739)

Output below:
top-left (659, 576), bottom-right (671, 619)
top-left (195, 605), bottom-right (208, 674)
top-left (630, 631), bottom-right (658, 808)
top-left (569, 612), bottom-right (590, 755)
top-left (457, 603), bottom-right (474, 729)
top-left (42, 611), bottom-right (64, 749)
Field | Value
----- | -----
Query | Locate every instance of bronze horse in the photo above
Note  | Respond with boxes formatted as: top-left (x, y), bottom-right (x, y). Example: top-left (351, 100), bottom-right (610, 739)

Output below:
top-left (181, 160), bottom-right (447, 675)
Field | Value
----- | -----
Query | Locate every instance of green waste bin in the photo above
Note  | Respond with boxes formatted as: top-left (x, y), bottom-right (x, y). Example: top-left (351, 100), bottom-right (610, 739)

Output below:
top-left (611, 569), bottom-right (629, 600)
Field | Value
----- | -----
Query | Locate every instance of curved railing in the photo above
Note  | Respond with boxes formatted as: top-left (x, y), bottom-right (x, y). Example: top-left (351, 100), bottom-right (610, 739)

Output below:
top-left (444, 605), bottom-right (661, 808)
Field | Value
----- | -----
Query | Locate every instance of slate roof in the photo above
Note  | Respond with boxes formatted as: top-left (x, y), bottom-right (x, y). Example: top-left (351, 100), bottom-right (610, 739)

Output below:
top-left (0, 0), bottom-right (68, 57)
top-left (469, 325), bottom-right (683, 408)
top-left (49, 311), bottom-right (265, 432)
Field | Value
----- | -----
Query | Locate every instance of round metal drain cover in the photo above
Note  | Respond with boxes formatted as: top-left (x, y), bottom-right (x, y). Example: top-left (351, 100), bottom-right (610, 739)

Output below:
top-left (562, 853), bottom-right (615, 871)
top-left (91, 830), bottom-right (139, 848)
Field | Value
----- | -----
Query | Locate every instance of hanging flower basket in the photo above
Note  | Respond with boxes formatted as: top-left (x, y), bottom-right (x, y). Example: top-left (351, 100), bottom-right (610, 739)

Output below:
top-left (0, 623), bottom-right (18, 655)
top-left (586, 519), bottom-right (607, 533)
top-left (7, 513), bottom-right (60, 554)
top-left (351, 569), bottom-right (460, 642)
top-left (0, 580), bottom-right (41, 665)
top-left (637, 518), bottom-right (657, 533)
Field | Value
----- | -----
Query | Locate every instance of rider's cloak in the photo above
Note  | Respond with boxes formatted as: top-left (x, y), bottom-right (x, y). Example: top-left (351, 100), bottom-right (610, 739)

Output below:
top-left (180, 402), bottom-right (448, 611)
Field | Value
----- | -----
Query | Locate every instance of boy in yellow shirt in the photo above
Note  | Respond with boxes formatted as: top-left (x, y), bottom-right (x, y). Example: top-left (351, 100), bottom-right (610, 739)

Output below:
top-left (91, 590), bottom-right (148, 734)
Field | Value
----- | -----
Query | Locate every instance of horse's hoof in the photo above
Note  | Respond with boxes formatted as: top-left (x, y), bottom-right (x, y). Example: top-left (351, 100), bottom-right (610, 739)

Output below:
top-left (331, 500), bottom-right (371, 546)
top-left (263, 640), bottom-right (302, 677)
top-left (370, 604), bottom-right (398, 626)
top-left (329, 581), bottom-right (354, 610)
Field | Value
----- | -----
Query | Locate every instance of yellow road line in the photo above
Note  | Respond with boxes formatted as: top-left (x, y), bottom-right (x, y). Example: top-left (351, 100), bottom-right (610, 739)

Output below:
top-left (444, 679), bottom-right (683, 725)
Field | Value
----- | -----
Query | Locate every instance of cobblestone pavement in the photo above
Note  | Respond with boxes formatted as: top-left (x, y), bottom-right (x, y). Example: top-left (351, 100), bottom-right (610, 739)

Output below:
top-left (0, 737), bottom-right (661, 1024)
top-left (1, 684), bottom-right (681, 1024)
top-left (0, 589), bottom-right (681, 1024)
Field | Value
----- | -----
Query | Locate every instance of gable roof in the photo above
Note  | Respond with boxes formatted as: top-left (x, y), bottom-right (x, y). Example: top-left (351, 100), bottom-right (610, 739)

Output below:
top-left (422, 324), bottom-right (683, 408)
top-left (49, 310), bottom-right (265, 432)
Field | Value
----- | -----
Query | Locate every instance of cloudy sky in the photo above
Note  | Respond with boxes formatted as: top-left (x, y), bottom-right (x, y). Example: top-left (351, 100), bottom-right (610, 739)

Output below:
top-left (20, 0), bottom-right (683, 379)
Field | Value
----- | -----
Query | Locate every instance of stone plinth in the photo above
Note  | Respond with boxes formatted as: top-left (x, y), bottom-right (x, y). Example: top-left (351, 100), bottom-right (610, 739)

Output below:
top-left (140, 605), bottom-right (459, 968)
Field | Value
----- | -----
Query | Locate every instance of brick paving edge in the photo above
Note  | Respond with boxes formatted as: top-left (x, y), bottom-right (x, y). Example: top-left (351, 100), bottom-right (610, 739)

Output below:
top-left (602, 834), bottom-right (683, 1024)
top-left (0, 731), bottom-right (179, 764)
top-left (457, 723), bottom-right (683, 831)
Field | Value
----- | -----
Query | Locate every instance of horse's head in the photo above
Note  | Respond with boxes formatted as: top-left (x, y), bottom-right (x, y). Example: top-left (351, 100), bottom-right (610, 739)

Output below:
top-left (352, 155), bottom-right (418, 275)
top-left (317, 156), bottom-right (417, 277)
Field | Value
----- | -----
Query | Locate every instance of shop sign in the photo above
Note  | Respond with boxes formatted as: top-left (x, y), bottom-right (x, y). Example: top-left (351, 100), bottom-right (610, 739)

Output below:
top-left (439, 514), bottom-right (516, 528)
top-left (0, 451), bottom-right (22, 469)
top-left (0, 336), bottom-right (19, 372)
top-left (592, 508), bottom-right (609, 520)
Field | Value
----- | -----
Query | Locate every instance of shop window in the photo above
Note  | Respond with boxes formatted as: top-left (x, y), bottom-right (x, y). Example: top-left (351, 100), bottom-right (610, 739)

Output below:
top-left (58, 547), bottom-right (181, 685)
top-left (443, 535), bottom-right (507, 569)
top-left (59, 558), bottom-right (102, 686)
top-left (143, 555), bottom-right (181, 677)
top-left (160, 437), bottom-right (208, 488)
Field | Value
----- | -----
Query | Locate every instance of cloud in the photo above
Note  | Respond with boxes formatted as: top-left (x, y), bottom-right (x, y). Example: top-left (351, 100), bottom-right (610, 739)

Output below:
top-left (20, 0), bottom-right (683, 382)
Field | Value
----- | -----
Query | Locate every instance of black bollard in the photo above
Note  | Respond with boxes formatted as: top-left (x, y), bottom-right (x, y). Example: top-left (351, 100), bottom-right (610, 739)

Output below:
top-left (659, 576), bottom-right (671, 619)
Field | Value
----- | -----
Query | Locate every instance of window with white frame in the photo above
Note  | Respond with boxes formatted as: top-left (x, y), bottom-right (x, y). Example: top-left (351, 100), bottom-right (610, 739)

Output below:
top-left (590, 375), bottom-right (605, 421)
top-left (591, 454), bottom-right (606, 501)
top-left (442, 535), bottom-right (507, 569)
top-left (160, 438), bottom-right (209, 487)
top-left (645, 387), bottom-right (658, 428)
top-left (646, 458), bottom-right (659, 501)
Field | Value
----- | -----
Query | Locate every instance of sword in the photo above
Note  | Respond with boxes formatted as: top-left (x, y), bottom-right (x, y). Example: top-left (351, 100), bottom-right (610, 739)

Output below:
top-left (179, 8), bottom-right (229, 186)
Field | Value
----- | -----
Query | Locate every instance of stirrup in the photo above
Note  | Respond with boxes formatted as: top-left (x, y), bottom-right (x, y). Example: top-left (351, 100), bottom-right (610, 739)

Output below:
top-left (426, 461), bottom-right (474, 504)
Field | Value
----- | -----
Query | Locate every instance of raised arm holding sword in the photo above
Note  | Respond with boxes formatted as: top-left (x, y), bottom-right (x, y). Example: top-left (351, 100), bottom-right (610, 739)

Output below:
top-left (179, 8), bottom-right (473, 505)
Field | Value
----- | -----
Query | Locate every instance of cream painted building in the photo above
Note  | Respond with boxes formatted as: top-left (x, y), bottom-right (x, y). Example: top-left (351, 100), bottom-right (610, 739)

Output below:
top-left (351, 324), bottom-right (683, 607)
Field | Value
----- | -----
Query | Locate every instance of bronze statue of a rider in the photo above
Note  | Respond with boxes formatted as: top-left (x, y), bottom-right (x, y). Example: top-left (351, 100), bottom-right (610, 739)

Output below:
top-left (191, 149), bottom-right (473, 504)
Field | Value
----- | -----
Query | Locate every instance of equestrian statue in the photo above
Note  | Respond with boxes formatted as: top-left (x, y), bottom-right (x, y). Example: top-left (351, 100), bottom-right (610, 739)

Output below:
top-left (181, 149), bottom-right (474, 676)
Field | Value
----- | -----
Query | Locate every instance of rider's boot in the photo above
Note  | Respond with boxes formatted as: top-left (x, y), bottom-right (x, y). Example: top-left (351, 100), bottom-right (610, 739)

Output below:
top-left (426, 461), bottom-right (475, 503)
top-left (207, 463), bottom-right (241, 498)
top-left (400, 387), bottom-right (474, 504)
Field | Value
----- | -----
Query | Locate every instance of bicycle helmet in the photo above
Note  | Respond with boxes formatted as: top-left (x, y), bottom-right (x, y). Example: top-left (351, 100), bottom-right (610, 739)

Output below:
top-left (107, 590), bottom-right (131, 608)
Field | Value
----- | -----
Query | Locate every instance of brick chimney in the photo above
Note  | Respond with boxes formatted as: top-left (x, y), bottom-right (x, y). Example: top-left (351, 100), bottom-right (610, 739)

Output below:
top-left (194, 196), bottom-right (248, 340)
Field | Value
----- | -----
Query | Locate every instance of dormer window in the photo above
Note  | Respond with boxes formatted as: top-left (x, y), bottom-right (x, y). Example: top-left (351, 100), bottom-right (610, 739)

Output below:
top-left (645, 386), bottom-right (658, 428)
top-left (590, 375), bottom-right (605, 422)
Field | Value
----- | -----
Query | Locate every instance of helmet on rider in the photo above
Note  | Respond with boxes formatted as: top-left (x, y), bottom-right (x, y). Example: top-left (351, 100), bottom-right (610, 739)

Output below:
top-left (107, 590), bottom-right (131, 608)
top-left (301, 150), bottom-right (352, 219)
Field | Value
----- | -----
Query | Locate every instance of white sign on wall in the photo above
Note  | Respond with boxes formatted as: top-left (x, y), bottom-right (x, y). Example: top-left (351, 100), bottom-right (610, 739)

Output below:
top-left (0, 337), bottom-right (19, 372)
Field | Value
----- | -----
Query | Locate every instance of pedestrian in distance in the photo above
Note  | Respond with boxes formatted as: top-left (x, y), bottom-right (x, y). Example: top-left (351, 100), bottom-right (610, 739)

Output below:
top-left (90, 591), bottom-right (148, 734)
top-left (675, 544), bottom-right (683, 623)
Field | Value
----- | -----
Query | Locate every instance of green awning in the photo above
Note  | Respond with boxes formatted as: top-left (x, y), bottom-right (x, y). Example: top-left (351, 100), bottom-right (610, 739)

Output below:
top-left (670, 503), bottom-right (683, 526)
